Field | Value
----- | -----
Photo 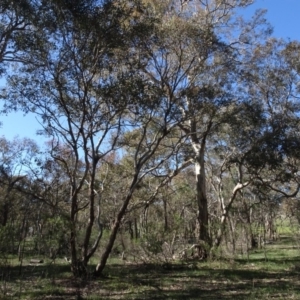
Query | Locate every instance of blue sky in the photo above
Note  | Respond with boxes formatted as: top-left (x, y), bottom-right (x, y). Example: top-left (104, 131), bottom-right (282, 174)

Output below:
top-left (1, 0), bottom-right (300, 146)
top-left (245, 0), bottom-right (300, 39)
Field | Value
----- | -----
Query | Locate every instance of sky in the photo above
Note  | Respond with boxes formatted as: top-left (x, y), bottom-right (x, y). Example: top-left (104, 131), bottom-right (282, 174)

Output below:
top-left (1, 0), bottom-right (300, 147)
top-left (244, 0), bottom-right (300, 39)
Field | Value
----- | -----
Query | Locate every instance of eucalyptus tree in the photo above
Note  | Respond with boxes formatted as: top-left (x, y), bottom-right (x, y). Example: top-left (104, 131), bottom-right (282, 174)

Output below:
top-left (3, 0), bottom-right (186, 275)
top-left (137, 0), bottom-right (300, 258)
top-left (94, 70), bottom-right (193, 274)
top-left (0, 136), bottom-right (42, 257)
top-left (3, 0), bottom-right (158, 275)
top-left (209, 38), bottom-right (300, 249)
top-left (0, 137), bottom-right (40, 225)
top-left (134, 0), bottom-right (271, 253)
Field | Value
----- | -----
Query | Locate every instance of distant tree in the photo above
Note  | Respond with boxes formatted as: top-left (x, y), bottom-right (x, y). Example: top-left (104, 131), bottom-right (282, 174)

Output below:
top-left (0, 137), bottom-right (41, 257)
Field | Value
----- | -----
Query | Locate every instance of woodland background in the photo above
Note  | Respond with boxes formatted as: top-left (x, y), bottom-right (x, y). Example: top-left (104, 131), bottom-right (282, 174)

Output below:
top-left (0, 0), bottom-right (299, 285)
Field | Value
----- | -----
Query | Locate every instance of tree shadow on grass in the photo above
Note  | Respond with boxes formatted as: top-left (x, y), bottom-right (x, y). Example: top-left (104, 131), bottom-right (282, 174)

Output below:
top-left (0, 261), bottom-right (71, 282)
top-left (1, 261), bottom-right (300, 299)
top-left (98, 262), bottom-right (300, 299)
top-left (235, 256), bottom-right (300, 268)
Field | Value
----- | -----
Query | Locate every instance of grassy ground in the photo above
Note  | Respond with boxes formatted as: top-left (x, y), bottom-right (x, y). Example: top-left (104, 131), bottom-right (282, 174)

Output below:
top-left (0, 236), bottom-right (300, 299)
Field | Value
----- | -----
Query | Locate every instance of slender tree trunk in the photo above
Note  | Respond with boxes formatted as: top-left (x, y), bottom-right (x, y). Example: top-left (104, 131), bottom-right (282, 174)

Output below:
top-left (134, 218), bottom-right (139, 239)
top-left (214, 211), bottom-right (228, 248)
top-left (70, 192), bottom-right (79, 276)
top-left (163, 197), bottom-right (168, 232)
top-left (141, 205), bottom-right (149, 236)
top-left (228, 215), bottom-right (236, 254)
top-left (213, 182), bottom-right (249, 250)
top-left (244, 202), bottom-right (257, 249)
top-left (18, 216), bottom-right (27, 262)
top-left (128, 220), bottom-right (134, 240)
top-left (80, 184), bottom-right (96, 269)
top-left (94, 172), bottom-right (140, 276)
top-left (195, 149), bottom-right (210, 247)
top-left (94, 191), bottom-right (134, 275)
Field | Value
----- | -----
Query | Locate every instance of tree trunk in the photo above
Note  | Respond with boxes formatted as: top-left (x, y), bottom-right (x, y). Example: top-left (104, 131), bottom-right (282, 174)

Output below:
top-left (128, 220), bottom-right (134, 240)
top-left (213, 180), bottom-right (249, 251)
top-left (228, 215), bottom-right (236, 254)
top-left (70, 192), bottom-right (80, 276)
top-left (195, 149), bottom-right (210, 252)
top-left (189, 119), bottom-right (213, 253)
top-left (163, 197), bottom-right (168, 232)
top-left (244, 202), bottom-right (257, 249)
top-left (94, 174), bottom-right (138, 276)
top-left (134, 218), bottom-right (139, 239)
